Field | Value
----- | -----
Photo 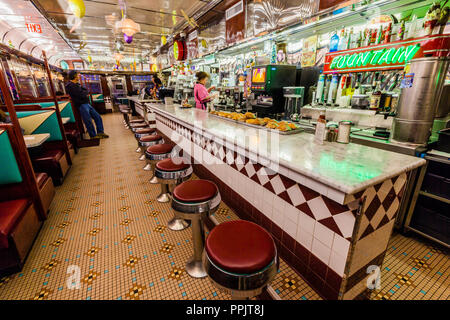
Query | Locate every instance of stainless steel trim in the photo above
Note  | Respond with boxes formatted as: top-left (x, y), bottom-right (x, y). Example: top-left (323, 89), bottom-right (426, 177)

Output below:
top-left (172, 193), bottom-right (221, 215)
top-left (203, 250), bottom-right (278, 297)
top-left (155, 166), bottom-right (193, 181)
top-left (145, 151), bottom-right (171, 161)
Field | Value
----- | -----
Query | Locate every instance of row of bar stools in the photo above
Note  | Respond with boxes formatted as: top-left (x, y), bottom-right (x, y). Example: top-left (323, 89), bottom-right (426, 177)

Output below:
top-left (171, 180), bottom-right (221, 278)
top-left (145, 143), bottom-right (173, 184)
top-left (203, 220), bottom-right (278, 300)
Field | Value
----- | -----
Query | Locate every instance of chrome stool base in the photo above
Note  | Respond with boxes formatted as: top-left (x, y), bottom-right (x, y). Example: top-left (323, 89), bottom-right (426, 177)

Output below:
top-left (167, 217), bottom-right (190, 231)
top-left (149, 175), bottom-right (159, 184)
top-left (186, 257), bottom-right (207, 279)
top-left (157, 192), bottom-right (171, 203)
top-left (143, 163), bottom-right (152, 171)
top-left (172, 192), bottom-right (220, 280)
top-left (136, 147), bottom-right (141, 153)
top-left (139, 154), bottom-right (146, 161)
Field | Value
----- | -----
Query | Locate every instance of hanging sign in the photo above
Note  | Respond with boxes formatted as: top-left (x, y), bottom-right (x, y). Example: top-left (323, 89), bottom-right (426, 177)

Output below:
top-left (323, 34), bottom-right (450, 74)
top-left (301, 35), bottom-right (318, 67)
top-left (225, 0), bottom-right (245, 45)
top-left (25, 23), bottom-right (42, 33)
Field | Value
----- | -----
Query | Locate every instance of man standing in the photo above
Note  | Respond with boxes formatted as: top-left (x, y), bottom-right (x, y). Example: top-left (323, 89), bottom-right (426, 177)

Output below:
top-left (65, 70), bottom-right (109, 139)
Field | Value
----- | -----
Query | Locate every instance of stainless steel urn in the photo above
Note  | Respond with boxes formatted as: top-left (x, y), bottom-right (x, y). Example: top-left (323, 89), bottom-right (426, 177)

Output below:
top-left (392, 57), bottom-right (450, 144)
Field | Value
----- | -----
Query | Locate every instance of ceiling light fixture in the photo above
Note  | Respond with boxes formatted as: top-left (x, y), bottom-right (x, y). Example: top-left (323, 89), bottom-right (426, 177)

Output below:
top-left (115, 18), bottom-right (140, 37)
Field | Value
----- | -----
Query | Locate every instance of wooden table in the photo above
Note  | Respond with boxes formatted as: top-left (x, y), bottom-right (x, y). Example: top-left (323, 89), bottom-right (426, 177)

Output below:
top-left (23, 133), bottom-right (50, 148)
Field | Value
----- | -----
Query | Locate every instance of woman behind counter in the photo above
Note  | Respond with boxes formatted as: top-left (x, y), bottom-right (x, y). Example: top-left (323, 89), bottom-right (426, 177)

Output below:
top-left (194, 72), bottom-right (216, 110)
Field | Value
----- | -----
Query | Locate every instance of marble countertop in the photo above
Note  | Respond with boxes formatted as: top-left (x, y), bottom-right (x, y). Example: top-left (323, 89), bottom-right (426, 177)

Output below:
top-left (127, 96), bottom-right (160, 103)
top-left (147, 103), bottom-right (426, 195)
top-left (23, 133), bottom-right (50, 148)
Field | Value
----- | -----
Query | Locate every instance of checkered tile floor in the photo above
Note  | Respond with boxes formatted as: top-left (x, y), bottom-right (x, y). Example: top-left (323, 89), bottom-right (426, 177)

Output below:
top-left (0, 113), bottom-right (447, 300)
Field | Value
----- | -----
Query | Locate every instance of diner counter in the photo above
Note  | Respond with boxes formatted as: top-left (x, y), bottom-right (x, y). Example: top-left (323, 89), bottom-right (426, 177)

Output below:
top-left (147, 102), bottom-right (426, 300)
top-left (146, 103), bottom-right (425, 202)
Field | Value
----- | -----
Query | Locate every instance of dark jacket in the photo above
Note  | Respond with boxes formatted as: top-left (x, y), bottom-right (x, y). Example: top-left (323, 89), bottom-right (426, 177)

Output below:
top-left (65, 81), bottom-right (90, 108)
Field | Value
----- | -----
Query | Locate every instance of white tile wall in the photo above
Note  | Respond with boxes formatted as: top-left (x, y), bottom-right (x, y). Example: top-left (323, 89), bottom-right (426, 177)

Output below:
top-left (283, 216), bottom-right (298, 239)
top-left (329, 250), bottom-right (347, 276)
top-left (311, 237), bottom-right (332, 265)
top-left (285, 205), bottom-right (300, 225)
top-left (298, 210), bottom-right (316, 232)
top-left (332, 234), bottom-right (350, 258)
top-left (308, 197), bottom-right (333, 221)
top-left (333, 211), bottom-right (356, 239)
top-left (296, 227), bottom-right (314, 251)
top-left (313, 223), bottom-right (335, 248)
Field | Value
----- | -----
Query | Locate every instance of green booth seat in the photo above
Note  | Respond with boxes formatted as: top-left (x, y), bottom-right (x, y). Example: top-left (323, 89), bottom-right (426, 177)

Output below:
top-left (13, 110), bottom-right (63, 142)
top-left (0, 129), bottom-right (23, 185)
top-left (16, 101), bottom-right (75, 123)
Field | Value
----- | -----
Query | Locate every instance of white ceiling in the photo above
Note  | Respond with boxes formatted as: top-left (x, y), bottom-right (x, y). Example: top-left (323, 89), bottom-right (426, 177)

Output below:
top-left (0, 0), bottom-right (80, 65)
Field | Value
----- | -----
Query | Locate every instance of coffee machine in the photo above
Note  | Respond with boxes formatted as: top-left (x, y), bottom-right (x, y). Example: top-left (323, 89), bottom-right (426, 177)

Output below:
top-left (250, 64), bottom-right (296, 117)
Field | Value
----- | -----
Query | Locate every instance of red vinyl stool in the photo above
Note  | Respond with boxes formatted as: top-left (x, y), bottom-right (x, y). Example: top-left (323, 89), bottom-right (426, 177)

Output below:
top-left (172, 180), bottom-right (221, 278)
top-left (135, 128), bottom-right (157, 155)
top-left (145, 143), bottom-right (173, 183)
top-left (155, 158), bottom-right (193, 230)
top-left (131, 122), bottom-right (150, 153)
top-left (130, 123), bottom-right (149, 141)
top-left (204, 220), bottom-right (278, 299)
top-left (138, 134), bottom-right (162, 162)
top-left (135, 127), bottom-right (156, 139)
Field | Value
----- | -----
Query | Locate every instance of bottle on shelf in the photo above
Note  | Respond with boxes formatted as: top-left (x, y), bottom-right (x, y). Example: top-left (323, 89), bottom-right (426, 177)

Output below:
top-left (338, 27), bottom-right (349, 51)
top-left (384, 23), bottom-right (392, 43)
top-left (369, 73), bottom-right (382, 111)
top-left (329, 30), bottom-right (340, 52)
top-left (363, 28), bottom-right (370, 46)
top-left (336, 74), bottom-right (347, 106)
top-left (375, 25), bottom-right (383, 45)
top-left (327, 74), bottom-right (340, 105)
top-left (356, 30), bottom-right (363, 48)
top-left (316, 74), bottom-right (326, 104)
top-left (354, 73), bottom-right (362, 96)
top-left (323, 75), bottom-right (333, 106)
top-left (398, 20), bottom-right (406, 41)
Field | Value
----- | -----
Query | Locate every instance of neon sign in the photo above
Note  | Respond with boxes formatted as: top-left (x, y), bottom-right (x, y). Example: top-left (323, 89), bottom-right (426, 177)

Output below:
top-left (323, 34), bottom-right (450, 74)
top-left (329, 44), bottom-right (421, 70)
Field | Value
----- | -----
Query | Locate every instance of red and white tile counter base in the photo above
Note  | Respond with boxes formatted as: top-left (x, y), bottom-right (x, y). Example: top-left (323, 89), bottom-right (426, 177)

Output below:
top-left (153, 110), bottom-right (410, 300)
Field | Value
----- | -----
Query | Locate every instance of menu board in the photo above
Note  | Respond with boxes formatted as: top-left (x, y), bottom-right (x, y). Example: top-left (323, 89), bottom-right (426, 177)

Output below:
top-left (301, 35), bottom-right (318, 67)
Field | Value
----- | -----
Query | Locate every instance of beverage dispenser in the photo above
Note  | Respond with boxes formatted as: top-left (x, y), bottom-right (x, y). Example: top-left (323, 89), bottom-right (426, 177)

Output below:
top-left (250, 65), bottom-right (296, 117)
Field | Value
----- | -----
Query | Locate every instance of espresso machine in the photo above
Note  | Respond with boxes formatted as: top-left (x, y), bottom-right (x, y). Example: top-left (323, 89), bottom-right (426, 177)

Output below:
top-left (250, 64), bottom-right (296, 117)
top-left (214, 87), bottom-right (235, 110)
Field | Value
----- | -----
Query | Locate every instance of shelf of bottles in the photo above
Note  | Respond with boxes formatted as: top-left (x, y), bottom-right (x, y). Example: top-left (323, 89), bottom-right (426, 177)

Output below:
top-left (313, 11), bottom-right (450, 117)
